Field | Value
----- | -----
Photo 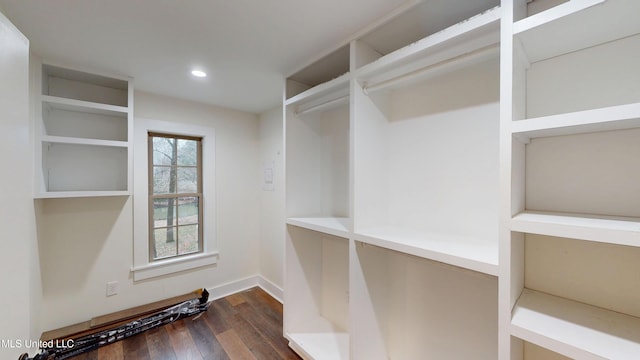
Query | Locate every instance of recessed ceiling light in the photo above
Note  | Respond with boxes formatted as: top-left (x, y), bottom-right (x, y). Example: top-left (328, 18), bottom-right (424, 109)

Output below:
top-left (191, 70), bottom-right (207, 78)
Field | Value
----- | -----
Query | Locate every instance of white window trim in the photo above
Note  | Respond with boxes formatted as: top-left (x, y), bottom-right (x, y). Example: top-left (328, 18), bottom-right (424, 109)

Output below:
top-left (132, 117), bottom-right (217, 281)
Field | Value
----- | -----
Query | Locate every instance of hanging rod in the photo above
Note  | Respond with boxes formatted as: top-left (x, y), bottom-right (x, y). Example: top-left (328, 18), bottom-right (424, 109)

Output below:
top-left (363, 43), bottom-right (500, 95)
top-left (294, 95), bottom-right (349, 116)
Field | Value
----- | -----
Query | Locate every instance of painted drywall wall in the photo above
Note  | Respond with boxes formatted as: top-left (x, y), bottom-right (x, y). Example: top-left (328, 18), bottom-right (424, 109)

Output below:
top-left (37, 90), bottom-right (261, 331)
top-left (258, 106), bottom-right (285, 292)
top-left (0, 9), bottom-right (42, 358)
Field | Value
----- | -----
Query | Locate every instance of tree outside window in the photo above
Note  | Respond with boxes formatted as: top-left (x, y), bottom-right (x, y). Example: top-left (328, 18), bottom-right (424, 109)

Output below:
top-left (148, 133), bottom-right (203, 260)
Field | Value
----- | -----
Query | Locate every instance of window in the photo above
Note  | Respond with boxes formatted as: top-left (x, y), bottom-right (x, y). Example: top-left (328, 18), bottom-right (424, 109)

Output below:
top-left (132, 117), bottom-right (217, 281)
top-left (148, 133), bottom-right (202, 261)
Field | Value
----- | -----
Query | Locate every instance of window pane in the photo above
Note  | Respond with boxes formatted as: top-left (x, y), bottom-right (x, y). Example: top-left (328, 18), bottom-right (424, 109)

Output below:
top-left (177, 139), bottom-right (198, 166)
top-left (152, 137), bottom-right (177, 166)
top-left (178, 225), bottom-right (199, 255)
top-left (178, 197), bottom-right (199, 225)
top-left (153, 227), bottom-right (177, 259)
top-left (153, 198), bottom-right (177, 228)
top-left (177, 167), bottom-right (198, 193)
top-left (152, 166), bottom-right (172, 194)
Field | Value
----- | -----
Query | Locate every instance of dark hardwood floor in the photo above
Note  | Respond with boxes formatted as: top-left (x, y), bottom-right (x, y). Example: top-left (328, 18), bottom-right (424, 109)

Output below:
top-left (72, 287), bottom-right (301, 360)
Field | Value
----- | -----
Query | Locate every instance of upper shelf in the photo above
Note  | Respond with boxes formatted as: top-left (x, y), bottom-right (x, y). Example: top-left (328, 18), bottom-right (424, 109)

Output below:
top-left (353, 226), bottom-right (498, 276)
top-left (285, 44), bottom-right (350, 100)
top-left (511, 288), bottom-right (640, 359)
top-left (42, 95), bottom-right (129, 115)
top-left (512, 211), bottom-right (640, 248)
top-left (285, 72), bottom-right (350, 111)
top-left (514, 0), bottom-right (640, 63)
top-left (355, 6), bottom-right (500, 92)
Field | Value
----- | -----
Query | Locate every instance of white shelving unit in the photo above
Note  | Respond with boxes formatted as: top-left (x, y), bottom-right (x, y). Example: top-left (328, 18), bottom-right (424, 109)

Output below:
top-left (35, 62), bottom-right (133, 198)
top-left (284, 1), bottom-right (501, 358)
top-left (500, 0), bottom-right (640, 359)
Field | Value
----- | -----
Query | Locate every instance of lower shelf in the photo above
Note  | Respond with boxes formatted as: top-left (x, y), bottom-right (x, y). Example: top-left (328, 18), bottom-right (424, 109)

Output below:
top-left (511, 288), bottom-right (640, 359)
top-left (353, 226), bottom-right (498, 275)
top-left (287, 332), bottom-right (349, 360)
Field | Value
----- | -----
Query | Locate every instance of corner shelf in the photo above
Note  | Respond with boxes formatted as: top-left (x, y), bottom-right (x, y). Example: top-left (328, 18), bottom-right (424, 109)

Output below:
top-left (511, 288), bottom-right (640, 359)
top-left (514, 0), bottom-right (640, 63)
top-left (35, 62), bottom-right (132, 198)
top-left (354, 227), bottom-right (498, 276)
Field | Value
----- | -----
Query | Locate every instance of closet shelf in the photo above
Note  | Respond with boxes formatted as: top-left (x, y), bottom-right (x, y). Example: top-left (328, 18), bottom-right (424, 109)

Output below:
top-left (356, 6), bottom-right (500, 88)
top-left (285, 72), bottom-right (350, 108)
top-left (286, 217), bottom-right (351, 238)
top-left (353, 227), bottom-right (498, 276)
top-left (35, 190), bottom-right (130, 199)
top-left (511, 102), bottom-right (640, 140)
top-left (41, 135), bottom-right (129, 148)
top-left (287, 331), bottom-right (349, 360)
top-left (41, 94), bottom-right (129, 115)
top-left (514, 0), bottom-right (640, 63)
top-left (511, 211), bottom-right (640, 247)
top-left (511, 288), bottom-right (640, 359)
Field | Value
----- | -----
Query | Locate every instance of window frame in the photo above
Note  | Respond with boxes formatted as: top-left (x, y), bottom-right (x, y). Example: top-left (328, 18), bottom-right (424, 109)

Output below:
top-left (147, 132), bottom-right (204, 261)
top-left (132, 118), bottom-right (217, 281)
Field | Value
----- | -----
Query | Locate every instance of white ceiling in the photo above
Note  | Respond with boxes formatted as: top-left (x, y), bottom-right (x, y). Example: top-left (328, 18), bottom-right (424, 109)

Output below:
top-left (0, 0), bottom-right (408, 113)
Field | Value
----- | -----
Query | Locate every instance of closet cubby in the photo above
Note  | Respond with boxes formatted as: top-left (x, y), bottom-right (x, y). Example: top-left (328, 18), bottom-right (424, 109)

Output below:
top-left (285, 80), bottom-right (350, 236)
top-left (353, 56), bottom-right (500, 276)
top-left (353, 0), bottom-right (499, 70)
top-left (284, 226), bottom-right (349, 359)
top-left (286, 45), bottom-right (350, 100)
top-left (351, 241), bottom-right (498, 359)
top-left (509, 234), bottom-right (640, 359)
top-left (35, 62), bottom-right (133, 198)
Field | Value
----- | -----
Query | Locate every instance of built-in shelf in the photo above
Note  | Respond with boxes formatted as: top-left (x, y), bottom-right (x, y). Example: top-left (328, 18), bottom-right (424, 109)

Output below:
top-left (42, 135), bottom-right (128, 148)
top-left (511, 288), bottom-right (640, 359)
top-left (511, 102), bottom-right (640, 141)
top-left (514, 0), bottom-right (640, 63)
top-left (41, 94), bottom-right (128, 114)
top-left (35, 62), bottom-right (132, 198)
top-left (285, 73), bottom-right (350, 108)
top-left (286, 217), bottom-right (351, 238)
top-left (512, 211), bottom-right (640, 247)
top-left (286, 44), bottom-right (350, 100)
top-left (354, 227), bottom-right (498, 276)
top-left (356, 6), bottom-right (500, 91)
top-left (287, 332), bottom-right (349, 360)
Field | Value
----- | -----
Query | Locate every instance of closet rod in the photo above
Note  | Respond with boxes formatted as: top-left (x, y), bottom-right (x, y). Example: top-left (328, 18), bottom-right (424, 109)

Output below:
top-left (363, 43), bottom-right (499, 95)
top-left (294, 95), bottom-right (349, 116)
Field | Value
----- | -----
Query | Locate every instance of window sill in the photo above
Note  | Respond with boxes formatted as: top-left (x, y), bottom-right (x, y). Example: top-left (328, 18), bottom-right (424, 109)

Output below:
top-left (131, 251), bottom-right (219, 281)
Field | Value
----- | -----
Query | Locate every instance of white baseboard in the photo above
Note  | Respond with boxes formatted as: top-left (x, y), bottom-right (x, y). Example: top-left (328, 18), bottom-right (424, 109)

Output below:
top-left (207, 274), bottom-right (283, 303)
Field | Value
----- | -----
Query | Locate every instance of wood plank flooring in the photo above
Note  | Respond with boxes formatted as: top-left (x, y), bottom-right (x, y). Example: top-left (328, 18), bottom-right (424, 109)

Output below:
top-left (71, 287), bottom-right (301, 360)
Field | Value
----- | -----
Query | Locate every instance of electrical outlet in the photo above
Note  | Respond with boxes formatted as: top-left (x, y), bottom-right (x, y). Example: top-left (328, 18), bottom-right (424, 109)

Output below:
top-left (106, 281), bottom-right (118, 297)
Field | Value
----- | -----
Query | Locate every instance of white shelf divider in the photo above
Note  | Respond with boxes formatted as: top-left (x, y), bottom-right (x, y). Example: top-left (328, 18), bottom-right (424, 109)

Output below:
top-left (514, 0), bottom-right (640, 63)
top-left (511, 102), bottom-right (640, 140)
top-left (36, 190), bottom-right (130, 199)
top-left (286, 217), bottom-right (351, 239)
top-left (511, 288), bottom-right (640, 360)
top-left (353, 226), bottom-right (498, 276)
top-left (511, 211), bottom-right (640, 247)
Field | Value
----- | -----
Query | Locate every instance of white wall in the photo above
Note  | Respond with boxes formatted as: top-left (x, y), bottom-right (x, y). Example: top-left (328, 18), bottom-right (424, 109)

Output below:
top-left (258, 106), bottom-right (285, 292)
top-left (0, 8), bottom-right (42, 358)
top-left (37, 90), bottom-right (261, 330)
